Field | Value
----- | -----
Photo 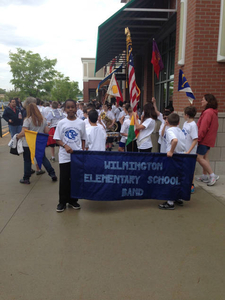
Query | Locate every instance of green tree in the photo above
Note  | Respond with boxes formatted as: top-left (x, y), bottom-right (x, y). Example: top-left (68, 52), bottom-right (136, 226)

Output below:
top-left (8, 48), bottom-right (57, 98)
top-left (0, 88), bottom-right (6, 94)
top-left (51, 73), bottom-right (81, 102)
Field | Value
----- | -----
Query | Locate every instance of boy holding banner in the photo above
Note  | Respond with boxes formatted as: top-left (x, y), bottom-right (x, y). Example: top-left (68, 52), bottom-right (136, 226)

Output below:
top-left (159, 113), bottom-right (186, 210)
top-left (54, 99), bottom-right (87, 213)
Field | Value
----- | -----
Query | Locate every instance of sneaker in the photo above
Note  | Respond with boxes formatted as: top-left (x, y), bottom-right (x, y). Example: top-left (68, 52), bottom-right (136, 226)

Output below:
top-left (36, 170), bottom-right (46, 175)
top-left (158, 202), bottom-right (175, 210)
top-left (191, 184), bottom-right (195, 194)
top-left (50, 157), bottom-right (56, 162)
top-left (31, 169), bottom-right (35, 175)
top-left (196, 175), bottom-right (209, 183)
top-left (68, 202), bottom-right (80, 210)
top-left (51, 175), bottom-right (58, 182)
top-left (175, 199), bottom-right (184, 206)
top-left (20, 179), bottom-right (30, 184)
top-left (207, 175), bottom-right (219, 186)
top-left (56, 203), bottom-right (66, 212)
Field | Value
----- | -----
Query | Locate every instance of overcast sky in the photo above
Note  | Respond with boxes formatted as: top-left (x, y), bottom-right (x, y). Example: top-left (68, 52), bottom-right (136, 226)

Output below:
top-left (0, 0), bottom-right (125, 92)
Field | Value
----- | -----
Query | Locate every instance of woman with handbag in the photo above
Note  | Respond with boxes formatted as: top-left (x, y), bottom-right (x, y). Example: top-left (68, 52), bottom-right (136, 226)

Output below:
top-left (17, 103), bottom-right (57, 184)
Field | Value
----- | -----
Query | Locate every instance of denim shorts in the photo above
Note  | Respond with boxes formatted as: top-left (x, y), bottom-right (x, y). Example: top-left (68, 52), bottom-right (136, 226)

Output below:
top-left (119, 141), bottom-right (125, 148)
top-left (197, 144), bottom-right (210, 155)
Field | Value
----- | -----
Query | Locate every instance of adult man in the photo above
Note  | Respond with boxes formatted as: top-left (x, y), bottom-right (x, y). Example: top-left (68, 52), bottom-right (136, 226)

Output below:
top-left (3, 98), bottom-right (23, 137)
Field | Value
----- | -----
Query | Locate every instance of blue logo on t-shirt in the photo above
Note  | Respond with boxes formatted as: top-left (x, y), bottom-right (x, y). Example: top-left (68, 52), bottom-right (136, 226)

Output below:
top-left (65, 129), bottom-right (78, 140)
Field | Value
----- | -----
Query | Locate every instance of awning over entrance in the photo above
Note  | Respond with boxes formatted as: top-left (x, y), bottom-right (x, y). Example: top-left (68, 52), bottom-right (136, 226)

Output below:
top-left (95, 0), bottom-right (177, 73)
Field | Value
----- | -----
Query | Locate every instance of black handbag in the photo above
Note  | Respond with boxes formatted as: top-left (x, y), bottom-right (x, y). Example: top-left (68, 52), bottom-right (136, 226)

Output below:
top-left (10, 147), bottom-right (19, 156)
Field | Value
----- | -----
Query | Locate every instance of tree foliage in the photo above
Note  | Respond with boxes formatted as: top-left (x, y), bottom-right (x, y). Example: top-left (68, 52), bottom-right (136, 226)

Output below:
top-left (8, 48), bottom-right (57, 98)
top-left (51, 73), bottom-right (81, 102)
top-left (7, 48), bottom-right (82, 102)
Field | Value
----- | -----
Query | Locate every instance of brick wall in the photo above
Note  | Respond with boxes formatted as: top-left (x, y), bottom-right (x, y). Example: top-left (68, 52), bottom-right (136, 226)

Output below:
top-left (174, 0), bottom-right (225, 113)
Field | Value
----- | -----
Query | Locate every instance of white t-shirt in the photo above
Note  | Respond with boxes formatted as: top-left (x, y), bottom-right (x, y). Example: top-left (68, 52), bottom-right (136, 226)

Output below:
top-left (120, 115), bottom-right (130, 143)
top-left (157, 112), bottom-right (164, 123)
top-left (166, 126), bottom-right (185, 154)
top-left (182, 121), bottom-right (198, 154)
top-left (86, 125), bottom-right (106, 151)
top-left (53, 117), bottom-right (87, 164)
top-left (137, 118), bottom-right (155, 149)
top-left (77, 109), bottom-right (84, 120)
top-left (159, 123), bottom-right (169, 153)
top-left (118, 110), bottom-right (126, 121)
top-left (42, 106), bottom-right (52, 119)
top-left (115, 107), bottom-right (123, 122)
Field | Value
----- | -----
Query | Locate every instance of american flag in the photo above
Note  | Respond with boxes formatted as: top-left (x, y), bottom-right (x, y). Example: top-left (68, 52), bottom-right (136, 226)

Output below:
top-left (128, 45), bottom-right (140, 113)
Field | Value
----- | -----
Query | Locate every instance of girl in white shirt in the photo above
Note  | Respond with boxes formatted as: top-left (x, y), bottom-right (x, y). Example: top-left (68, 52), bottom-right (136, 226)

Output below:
top-left (133, 102), bottom-right (157, 152)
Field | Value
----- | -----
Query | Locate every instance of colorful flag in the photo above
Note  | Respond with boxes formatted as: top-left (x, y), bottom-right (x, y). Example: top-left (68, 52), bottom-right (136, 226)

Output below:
top-left (178, 69), bottom-right (195, 104)
top-left (25, 130), bottom-right (48, 169)
top-left (126, 28), bottom-right (140, 112)
top-left (151, 39), bottom-right (164, 79)
top-left (126, 115), bottom-right (139, 146)
top-left (96, 63), bottom-right (123, 96)
top-left (107, 73), bottom-right (123, 104)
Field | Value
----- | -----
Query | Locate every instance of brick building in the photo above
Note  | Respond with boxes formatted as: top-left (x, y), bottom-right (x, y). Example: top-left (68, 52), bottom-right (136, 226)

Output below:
top-left (94, 0), bottom-right (225, 172)
top-left (81, 58), bottom-right (105, 102)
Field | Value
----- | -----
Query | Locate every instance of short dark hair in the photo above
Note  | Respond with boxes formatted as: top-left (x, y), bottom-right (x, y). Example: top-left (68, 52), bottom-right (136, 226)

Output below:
top-left (124, 103), bottom-right (131, 112)
top-left (88, 109), bottom-right (98, 123)
top-left (52, 101), bottom-right (58, 109)
top-left (167, 113), bottom-right (180, 126)
top-left (204, 94), bottom-right (218, 110)
top-left (184, 106), bottom-right (197, 118)
top-left (65, 99), bottom-right (76, 107)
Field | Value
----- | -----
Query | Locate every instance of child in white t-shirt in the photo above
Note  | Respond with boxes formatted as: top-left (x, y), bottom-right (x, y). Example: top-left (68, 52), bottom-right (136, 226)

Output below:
top-left (86, 110), bottom-right (106, 151)
top-left (158, 110), bottom-right (171, 153)
top-left (118, 103), bottom-right (131, 152)
top-left (53, 99), bottom-right (87, 213)
top-left (159, 113), bottom-right (185, 210)
top-left (133, 102), bottom-right (157, 152)
top-left (46, 101), bottom-right (65, 162)
top-left (182, 106), bottom-right (198, 193)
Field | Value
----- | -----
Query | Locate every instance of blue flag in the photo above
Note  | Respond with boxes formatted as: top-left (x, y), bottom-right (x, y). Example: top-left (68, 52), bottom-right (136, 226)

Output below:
top-left (71, 151), bottom-right (196, 201)
top-left (178, 69), bottom-right (195, 104)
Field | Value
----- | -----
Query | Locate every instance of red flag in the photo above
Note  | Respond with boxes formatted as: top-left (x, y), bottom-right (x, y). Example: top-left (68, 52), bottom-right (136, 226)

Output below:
top-left (151, 40), bottom-right (164, 79)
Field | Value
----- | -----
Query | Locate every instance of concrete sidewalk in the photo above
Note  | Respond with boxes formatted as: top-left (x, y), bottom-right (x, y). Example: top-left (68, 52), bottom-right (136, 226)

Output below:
top-left (1, 135), bottom-right (225, 300)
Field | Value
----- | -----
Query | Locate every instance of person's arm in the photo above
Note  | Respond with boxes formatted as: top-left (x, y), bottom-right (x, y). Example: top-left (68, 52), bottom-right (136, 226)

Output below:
top-left (2, 108), bottom-right (11, 123)
top-left (108, 118), bottom-right (116, 129)
top-left (161, 122), bottom-right (167, 137)
top-left (133, 112), bottom-right (145, 130)
top-left (55, 139), bottom-right (73, 153)
top-left (16, 127), bottom-right (27, 139)
top-left (167, 138), bottom-right (178, 157)
top-left (198, 111), bottom-right (212, 143)
top-left (44, 126), bottom-right (50, 134)
top-left (186, 138), bottom-right (198, 154)
top-left (152, 97), bottom-right (160, 117)
top-left (82, 140), bottom-right (85, 150)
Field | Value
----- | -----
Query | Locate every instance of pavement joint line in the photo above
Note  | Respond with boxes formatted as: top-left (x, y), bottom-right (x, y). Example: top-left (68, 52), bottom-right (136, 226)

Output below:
top-left (0, 178), bottom-right (40, 235)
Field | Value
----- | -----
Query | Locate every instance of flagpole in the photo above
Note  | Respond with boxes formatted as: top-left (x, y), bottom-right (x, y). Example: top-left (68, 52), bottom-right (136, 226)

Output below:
top-left (152, 39), bottom-right (155, 97)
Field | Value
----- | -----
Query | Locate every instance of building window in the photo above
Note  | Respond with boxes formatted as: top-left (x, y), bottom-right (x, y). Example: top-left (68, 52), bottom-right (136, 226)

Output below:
top-left (217, 0), bottom-right (225, 62)
top-left (154, 31), bottom-right (176, 111)
top-left (89, 89), bottom-right (96, 100)
top-left (178, 0), bottom-right (187, 66)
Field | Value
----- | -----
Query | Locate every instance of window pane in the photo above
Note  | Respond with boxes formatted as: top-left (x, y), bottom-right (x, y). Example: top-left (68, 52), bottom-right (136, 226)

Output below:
top-left (161, 54), bottom-right (167, 81)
